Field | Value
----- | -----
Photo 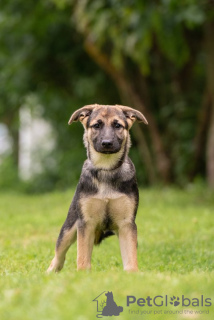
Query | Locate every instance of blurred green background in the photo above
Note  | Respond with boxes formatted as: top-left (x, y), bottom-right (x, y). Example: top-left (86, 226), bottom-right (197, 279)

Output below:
top-left (0, 0), bottom-right (214, 191)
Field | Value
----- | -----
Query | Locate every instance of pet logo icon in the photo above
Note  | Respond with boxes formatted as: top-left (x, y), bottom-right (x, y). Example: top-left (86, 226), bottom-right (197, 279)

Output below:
top-left (170, 296), bottom-right (180, 307)
top-left (93, 291), bottom-right (123, 318)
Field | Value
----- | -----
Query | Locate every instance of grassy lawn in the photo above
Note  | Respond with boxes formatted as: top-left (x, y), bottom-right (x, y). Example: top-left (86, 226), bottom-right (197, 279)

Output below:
top-left (0, 187), bottom-right (213, 320)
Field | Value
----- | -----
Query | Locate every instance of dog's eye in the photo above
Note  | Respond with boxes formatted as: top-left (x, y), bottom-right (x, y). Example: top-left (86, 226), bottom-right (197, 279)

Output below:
top-left (93, 123), bottom-right (101, 129)
top-left (115, 123), bottom-right (122, 129)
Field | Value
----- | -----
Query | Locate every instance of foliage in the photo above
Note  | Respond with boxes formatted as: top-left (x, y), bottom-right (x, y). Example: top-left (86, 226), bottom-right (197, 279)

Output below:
top-left (73, 0), bottom-right (206, 72)
top-left (0, 188), bottom-right (213, 319)
top-left (0, 0), bottom-right (214, 190)
top-left (0, 0), bottom-right (120, 191)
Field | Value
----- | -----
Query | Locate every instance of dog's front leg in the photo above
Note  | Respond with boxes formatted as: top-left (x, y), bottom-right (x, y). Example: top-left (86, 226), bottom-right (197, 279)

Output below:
top-left (118, 222), bottom-right (138, 272)
top-left (77, 221), bottom-right (95, 270)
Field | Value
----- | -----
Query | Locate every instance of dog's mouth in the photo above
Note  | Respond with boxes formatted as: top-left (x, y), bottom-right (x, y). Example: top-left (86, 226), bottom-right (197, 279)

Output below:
top-left (100, 150), bottom-right (119, 154)
top-left (92, 142), bottom-right (122, 155)
top-left (97, 146), bottom-right (122, 154)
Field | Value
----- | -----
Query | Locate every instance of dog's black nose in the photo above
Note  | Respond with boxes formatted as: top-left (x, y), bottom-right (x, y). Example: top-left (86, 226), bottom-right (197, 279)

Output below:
top-left (102, 140), bottom-right (113, 148)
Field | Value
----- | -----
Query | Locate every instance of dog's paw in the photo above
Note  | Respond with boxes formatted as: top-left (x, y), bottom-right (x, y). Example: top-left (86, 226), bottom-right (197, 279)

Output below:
top-left (124, 265), bottom-right (138, 272)
top-left (46, 257), bottom-right (64, 274)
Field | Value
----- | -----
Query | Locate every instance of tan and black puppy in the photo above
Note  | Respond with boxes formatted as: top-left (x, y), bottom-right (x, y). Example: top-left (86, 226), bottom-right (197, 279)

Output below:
top-left (47, 104), bottom-right (148, 273)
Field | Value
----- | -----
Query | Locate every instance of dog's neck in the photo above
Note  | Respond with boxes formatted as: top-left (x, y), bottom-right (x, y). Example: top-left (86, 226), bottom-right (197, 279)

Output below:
top-left (89, 146), bottom-right (125, 170)
top-left (84, 133), bottom-right (131, 171)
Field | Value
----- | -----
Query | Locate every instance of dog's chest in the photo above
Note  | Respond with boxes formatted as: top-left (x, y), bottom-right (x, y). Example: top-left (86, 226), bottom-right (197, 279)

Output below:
top-left (80, 182), bottom-right (135, 228)
top-left (94, 182), bottom-right (122, 200)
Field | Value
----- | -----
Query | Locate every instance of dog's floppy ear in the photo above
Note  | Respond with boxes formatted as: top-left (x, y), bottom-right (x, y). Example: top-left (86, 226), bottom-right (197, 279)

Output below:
top-left (68, 104), bottom-right (97, 125)
top-left (116, 105), bottom-right (148, 127)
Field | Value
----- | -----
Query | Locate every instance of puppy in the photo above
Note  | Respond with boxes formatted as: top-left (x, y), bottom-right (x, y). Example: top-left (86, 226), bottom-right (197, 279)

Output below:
top-left (47, 104), bottom-right (148, 272)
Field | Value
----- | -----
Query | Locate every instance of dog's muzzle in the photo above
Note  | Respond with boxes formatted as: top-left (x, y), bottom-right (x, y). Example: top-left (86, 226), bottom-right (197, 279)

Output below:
top-left (99, 140), bottom-right (118, 154)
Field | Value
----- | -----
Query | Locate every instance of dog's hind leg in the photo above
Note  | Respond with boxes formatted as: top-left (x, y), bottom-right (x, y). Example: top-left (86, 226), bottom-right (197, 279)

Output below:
top-left (47, 202), bottom-right (78, 273)
top-left (47, 222), bottom-right (77, 273)
top-left (47, 221), bottom-right (77, 273)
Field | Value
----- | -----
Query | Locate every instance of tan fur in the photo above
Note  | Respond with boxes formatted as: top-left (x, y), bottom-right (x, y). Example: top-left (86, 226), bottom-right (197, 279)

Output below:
top-left (118, 223), bottom-right (138, 271)
top-left (79, 197), bottom-right (107, 225)
top-left (108, 196), bottom-right (136, 227)
top-left (77, 222), bottom-right (95, 270)
top-left (108, 195), bottom-right (138, 271)
top-left (79, 192), bottom-right (138, 271)
top-left (89, 145), bottom-right (125, 170)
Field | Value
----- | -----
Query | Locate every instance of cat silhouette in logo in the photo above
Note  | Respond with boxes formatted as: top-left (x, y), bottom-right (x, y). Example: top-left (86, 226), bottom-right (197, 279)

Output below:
top-left (102, 291), bottom-right (123, 316)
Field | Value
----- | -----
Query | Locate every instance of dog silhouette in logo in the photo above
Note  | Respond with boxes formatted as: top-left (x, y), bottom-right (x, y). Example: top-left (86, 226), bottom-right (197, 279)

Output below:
top-left (102, 291), bottom-right (123, 316)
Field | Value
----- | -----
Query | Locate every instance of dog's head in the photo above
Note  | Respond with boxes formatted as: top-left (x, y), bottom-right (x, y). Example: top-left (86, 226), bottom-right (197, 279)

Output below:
top-left (69, 104), bottom-right (147, 153)
top-left (68, 104), bottom-right (148, 169)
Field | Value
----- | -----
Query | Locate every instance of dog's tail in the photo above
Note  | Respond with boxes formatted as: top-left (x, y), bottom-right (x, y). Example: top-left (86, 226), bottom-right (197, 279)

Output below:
top-left (94, 230), bottom-right (115, 245)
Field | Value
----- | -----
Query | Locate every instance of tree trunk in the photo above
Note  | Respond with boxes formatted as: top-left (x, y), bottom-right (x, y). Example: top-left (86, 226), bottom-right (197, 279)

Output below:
top-left (190, 89), bottom-right (211, 180)
top-left (3, 110), bottom-right (20, 171)
top-left (10, 127), bottom-right (20, 169)
top-left (207, 106), bottom-right (214, 188)
top-left (205, 21), bottom-right (214, 188)
top-left (131, 123), bottom-right (157, 184)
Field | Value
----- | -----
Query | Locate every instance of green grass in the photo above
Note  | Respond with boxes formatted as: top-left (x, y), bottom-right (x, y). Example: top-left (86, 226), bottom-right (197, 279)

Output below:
top-left (0, 187), bottom-right (214, 320)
